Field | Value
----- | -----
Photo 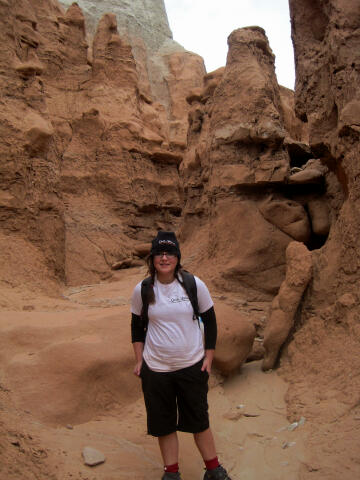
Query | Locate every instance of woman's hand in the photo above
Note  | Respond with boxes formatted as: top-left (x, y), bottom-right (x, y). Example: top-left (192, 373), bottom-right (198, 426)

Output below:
top-left (133, 360), bottom-right (143, 376)
top-left (132, 342), bottom-right (144, 376)
top-left (201, 349), bottom-right (214, 374)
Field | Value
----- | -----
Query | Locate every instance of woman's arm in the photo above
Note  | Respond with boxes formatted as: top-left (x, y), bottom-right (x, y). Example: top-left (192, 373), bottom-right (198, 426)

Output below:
top-left (201, 306), bottom-right (217, 373)
top-left (131, 313), bottom-right (146, 343)
top-left (131, 313), bottom-right (146, 376)
top-left (201, 306), bottom-right (217, 349)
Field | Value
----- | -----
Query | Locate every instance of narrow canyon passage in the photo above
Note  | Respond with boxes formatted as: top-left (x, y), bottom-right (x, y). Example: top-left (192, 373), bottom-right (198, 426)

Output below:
top-left (0, 269), bottom-right (307, 480)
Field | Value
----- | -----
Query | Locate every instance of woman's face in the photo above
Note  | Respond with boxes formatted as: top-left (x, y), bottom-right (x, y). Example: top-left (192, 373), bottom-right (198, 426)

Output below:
top-left (153, 252), bottom-right (178, 278)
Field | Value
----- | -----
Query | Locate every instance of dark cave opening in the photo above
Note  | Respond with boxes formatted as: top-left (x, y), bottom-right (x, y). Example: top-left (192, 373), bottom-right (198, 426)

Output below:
top-left (286, 142), bottom-right (313, 169)
top-left (305, 232), bottom-right (328, 250)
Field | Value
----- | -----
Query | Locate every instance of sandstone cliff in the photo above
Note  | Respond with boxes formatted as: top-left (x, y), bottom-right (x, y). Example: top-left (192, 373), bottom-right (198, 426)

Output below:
top-left (279, 1), bottom-right (360, 477)
top-left (1, 0), bottom-right (360, 478)
top-left (2, 0), bottom-right (322, 298)
top-left (60, 0), bottom-right (206, 147)
top-left (179, 26), bottom-right (328, 301)
top-left (0, 0), bottom-right (204, 290)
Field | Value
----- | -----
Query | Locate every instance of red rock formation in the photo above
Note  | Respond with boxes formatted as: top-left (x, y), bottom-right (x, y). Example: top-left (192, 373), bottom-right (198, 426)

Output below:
top-left (0, 0), bottom-right (66, 294)
top-left (0, 0), bottom-right (202, 288)
top-left (262, 241), bottom-right (312, 371)
top-left (58, 11), bottom-right (185, 285)
top-left (61, 0), bottom-right (206, 149)
top-left (4, 1), bottom-right (327, 297)
top-left (1, 0), bottom-right (360, 477)
top-left (279, 1), bottom-right (360, 476)
top-left (279, 85), bottom-right (308, 143)
top-left (163, 51), bottom-right (206, 148)
top-left (180, 27), bottom-right (320, 301)
top-left (0, 0), bottom-right (337, 304)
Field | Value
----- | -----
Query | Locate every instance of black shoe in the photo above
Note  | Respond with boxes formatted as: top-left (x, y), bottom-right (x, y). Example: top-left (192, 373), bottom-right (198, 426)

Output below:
top-left (203, 465), bottom-right (232, 480)
top-left (162, 472), bottom-right (182, 480)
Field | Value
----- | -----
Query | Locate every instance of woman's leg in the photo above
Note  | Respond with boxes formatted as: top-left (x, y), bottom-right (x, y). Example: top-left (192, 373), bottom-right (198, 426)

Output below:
top-left (158, 431), bottom-right (179, 466)
top-left (193, 427), bottom-right (217, 461)
top-left (195, 428), bottom-right (232, 479)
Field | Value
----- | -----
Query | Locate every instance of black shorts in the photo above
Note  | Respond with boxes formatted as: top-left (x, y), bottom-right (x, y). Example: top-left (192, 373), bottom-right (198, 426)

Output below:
top-left (140, 359), bottom-right (210, 437)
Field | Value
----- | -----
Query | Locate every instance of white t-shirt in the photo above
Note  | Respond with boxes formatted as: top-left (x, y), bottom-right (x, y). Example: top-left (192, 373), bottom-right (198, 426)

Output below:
top-left (131, 274), bottom-right (214, 372)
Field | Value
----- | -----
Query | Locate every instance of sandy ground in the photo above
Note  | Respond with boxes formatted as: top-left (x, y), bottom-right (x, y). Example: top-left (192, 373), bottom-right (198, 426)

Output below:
top-left (0, 268), bottom-right (308, 479)
top-left (16, 361), bottom-right (307, 480)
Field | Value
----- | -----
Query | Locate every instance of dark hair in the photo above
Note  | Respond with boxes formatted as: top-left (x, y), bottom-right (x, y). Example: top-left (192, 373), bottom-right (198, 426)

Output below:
top-left (145, 254), bottom-right (183, 304)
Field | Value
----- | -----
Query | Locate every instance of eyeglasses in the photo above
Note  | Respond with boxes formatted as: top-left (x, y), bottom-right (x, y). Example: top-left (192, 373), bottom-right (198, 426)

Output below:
top-left (154, 252), bottom-right (177, 259)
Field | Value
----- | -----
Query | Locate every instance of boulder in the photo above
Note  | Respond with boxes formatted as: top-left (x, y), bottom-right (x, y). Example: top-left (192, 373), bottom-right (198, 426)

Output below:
top-left (213, 303), bottom-right (256, 376)
top-left (259, 196), bottom-right (311, 242)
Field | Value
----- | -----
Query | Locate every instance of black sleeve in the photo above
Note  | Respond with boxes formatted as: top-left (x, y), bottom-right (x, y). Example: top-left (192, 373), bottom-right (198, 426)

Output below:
top-left (201, 306), bottom-right (217, 350)
top-left (131, 313), bottom-right (146, 343)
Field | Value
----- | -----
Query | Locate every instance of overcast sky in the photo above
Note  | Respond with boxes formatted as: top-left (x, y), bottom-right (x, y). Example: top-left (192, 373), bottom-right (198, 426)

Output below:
top-left (164, 0), bottom-right (295, 90)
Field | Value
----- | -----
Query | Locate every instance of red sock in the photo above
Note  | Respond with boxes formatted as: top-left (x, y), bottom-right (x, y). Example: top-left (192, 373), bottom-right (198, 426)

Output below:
top-left (164, 463), bottom-right (179, 473)
top-left (205, 456), bottom-right (220, 471)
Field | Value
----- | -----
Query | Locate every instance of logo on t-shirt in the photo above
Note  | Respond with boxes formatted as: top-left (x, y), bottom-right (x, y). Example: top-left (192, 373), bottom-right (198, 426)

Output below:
top-left (170, 295), bottom-right (189, 304)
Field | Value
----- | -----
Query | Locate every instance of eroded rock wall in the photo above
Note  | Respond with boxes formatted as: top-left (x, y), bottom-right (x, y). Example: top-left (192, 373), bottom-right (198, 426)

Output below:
top-left (288, 0), bottom-right (360, 305)
top-left (0, 0), bottom-right (66, 294)
top-left (179, 27), bottom-right (326, 301)
top-left (0, 0), bottom-right (194, 288)
top-left (60, 0), bottom-right (205, 147)
top-left (280, 1), bottom-right (360, 477)
top-left (0, 0), bottom-right (336, 301)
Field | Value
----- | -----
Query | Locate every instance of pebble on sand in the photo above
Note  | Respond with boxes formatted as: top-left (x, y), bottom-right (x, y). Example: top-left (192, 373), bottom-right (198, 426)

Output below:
top-left (82, 446), bottom-right (106, 467)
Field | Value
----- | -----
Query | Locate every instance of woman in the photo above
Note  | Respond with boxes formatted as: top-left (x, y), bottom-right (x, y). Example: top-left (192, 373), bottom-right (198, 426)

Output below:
top-left (131, 231), bottom-right (232, 480)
